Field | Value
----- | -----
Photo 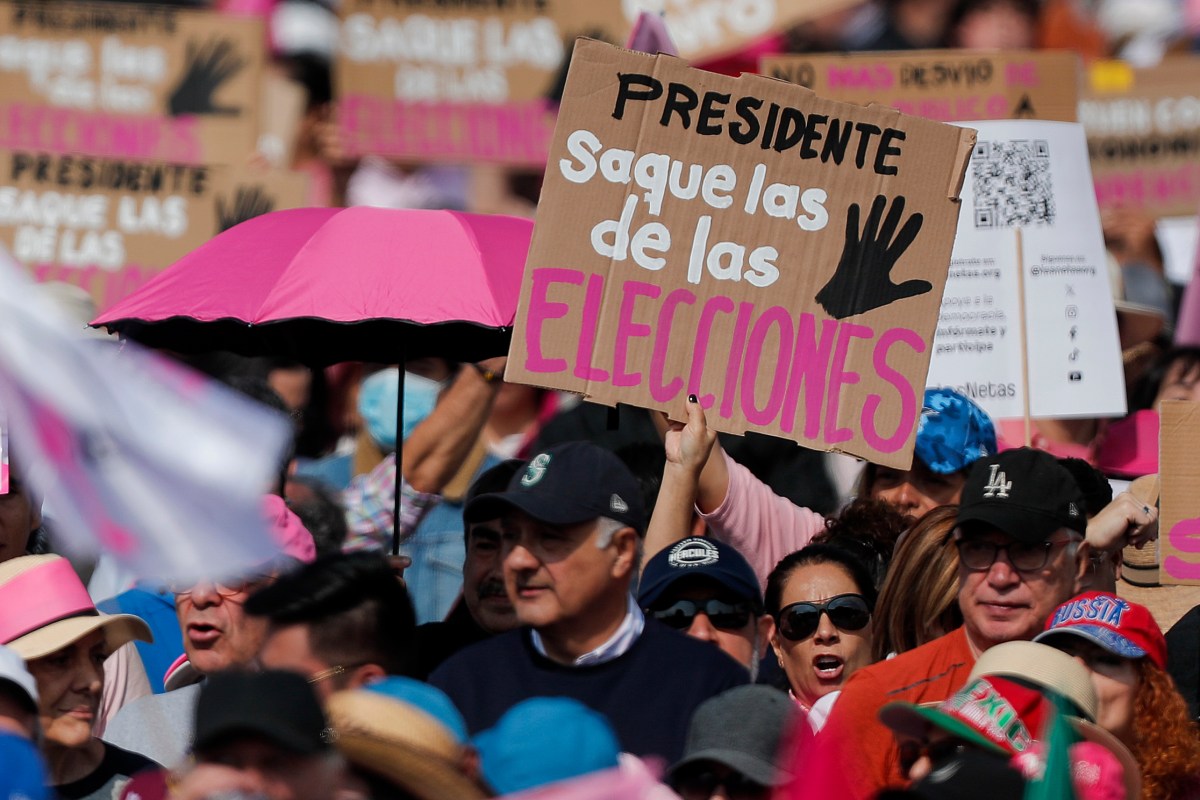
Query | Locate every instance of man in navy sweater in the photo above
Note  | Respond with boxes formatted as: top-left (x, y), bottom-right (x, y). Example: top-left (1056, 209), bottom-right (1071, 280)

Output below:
top-left (429, 441), bottom-right (748, 762)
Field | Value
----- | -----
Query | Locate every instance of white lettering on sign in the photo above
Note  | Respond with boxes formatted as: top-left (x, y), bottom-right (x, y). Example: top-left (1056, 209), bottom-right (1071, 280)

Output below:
top-left (343, 14), bottom-right (561, 70)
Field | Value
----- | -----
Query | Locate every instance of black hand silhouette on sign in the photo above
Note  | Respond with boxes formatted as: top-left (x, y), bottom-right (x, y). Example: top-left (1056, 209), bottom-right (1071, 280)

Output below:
top-left (217, 186), bottom-right (275, 232)
top-left (815, 194), bottom-right (929, 320)
top-left (168, 37), bottom-right (246, 117)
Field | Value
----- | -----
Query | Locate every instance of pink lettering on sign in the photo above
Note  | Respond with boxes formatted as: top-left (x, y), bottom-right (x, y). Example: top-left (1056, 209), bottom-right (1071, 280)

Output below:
top-left (825, 65), bottom-right (894, 91)
top-left (690, 296), bottom-right (734, 410)
top-left (575, 273), bottom-right (609, 382)
top-left (862, 327), bottom-right (925, 452)
top-left (1005, 62), bottom-right (1039, 88)
top-left (613, 280), bottom-right (659, 387)
top-left (339, 96), bottom-right (554, 165)
top-left (524, 267), bottom-right (579, 374)
top-left (1165, 518), bottom-right (1200, 581)
top-left (1093, 165), bottom-right (1200, 211)
top-left (719, 302), bottom-right (754, 420)
top-left (650, 288), bottom-right (695, 402)
top-left (0, 103), bottom-right (202, 163)
top-left (892, 94), bottom-right (1009, 122)
top-left (739, 305), bottom-right (793, 426)
top-left (518, 268), bottom-right (923, 452)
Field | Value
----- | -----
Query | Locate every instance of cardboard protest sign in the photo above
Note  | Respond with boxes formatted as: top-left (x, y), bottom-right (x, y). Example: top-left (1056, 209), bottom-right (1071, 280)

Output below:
top-left (1159, 400), bottom-right (1200, 585)
top-left (562, 0), bottom-right (863, 64)
top-left (0, 150), bottom-right (309, 311)
top-left (505, 40), bottom-right (975, 468)
top-left (1081, 58), bottom-right (1200, 217)
top-left (761, 50), bottom-right (1080, 124)
top-left (0, 1), bottom-right (264, 166)
top-left (925, 120), bottom-right (1125, 421)
top-left (336, 0), bottom-right (564, 164)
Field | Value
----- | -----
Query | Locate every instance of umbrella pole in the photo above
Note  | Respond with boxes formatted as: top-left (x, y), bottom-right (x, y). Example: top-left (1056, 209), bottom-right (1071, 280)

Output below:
top-left (392, 355), bottom-right (405, 556)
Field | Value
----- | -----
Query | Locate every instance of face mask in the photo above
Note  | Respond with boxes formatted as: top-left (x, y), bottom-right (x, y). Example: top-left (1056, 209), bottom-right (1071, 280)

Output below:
top-left (358, 368), bottom-right (442, 449)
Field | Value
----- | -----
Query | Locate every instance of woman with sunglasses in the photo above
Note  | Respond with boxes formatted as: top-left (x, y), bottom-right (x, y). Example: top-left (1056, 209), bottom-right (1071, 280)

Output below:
top-left (764, 544), bottom-right (877, 731)
top-left (0, 555), bottom-right (155, 799)
top-left (1036, 592), bottom-right (1200, 800)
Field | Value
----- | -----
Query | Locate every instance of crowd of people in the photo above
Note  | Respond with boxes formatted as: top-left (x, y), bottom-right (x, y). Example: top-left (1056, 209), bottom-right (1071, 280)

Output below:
top-left (2, 360), bottom-right (1200, 799)
top-left (3, 0), bottom-right (1200, 798)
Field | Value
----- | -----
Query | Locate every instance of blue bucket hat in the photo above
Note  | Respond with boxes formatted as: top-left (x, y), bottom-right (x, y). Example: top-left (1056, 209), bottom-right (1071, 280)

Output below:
top-left (915, 388), bottom-right (996, 475)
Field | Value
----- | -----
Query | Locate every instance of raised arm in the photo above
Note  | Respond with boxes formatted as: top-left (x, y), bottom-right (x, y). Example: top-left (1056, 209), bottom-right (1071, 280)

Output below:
top-left (644, 396), bottom-right (717, 569)
top-left (402, 358), bottom-right (506, 494)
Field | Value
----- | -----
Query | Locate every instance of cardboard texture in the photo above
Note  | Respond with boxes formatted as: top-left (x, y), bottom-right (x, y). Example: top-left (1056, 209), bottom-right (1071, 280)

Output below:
top-left (0, 1), bottom-right (265, 166)
top-left (506, 39), bottom-right (975, 468)
top-left (762, 50), bottom-right (1080, 124)
top-left (0, 150), bottom-right (309, 311)
top-left (336, 0), bottom-right (564, 165)
top-left (560, 0), bottom-right (863, 64)
top-left (925, 120), bottom-right (1126, 421)
top-left (257, 70), bottom-right (308, 169)
top-left (1158, 400), bottom-right (1200, 585)
top-left (1081, 58), bottom-right (1200, 217)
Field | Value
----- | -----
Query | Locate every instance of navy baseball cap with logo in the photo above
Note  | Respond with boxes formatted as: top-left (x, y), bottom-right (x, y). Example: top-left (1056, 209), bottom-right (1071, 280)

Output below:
top-left (464, 442), bottom-right (647, 535)
top-left (638, 537), bottom-right (762, 610)
top-left (955, 447), bottom-right (1086, 544)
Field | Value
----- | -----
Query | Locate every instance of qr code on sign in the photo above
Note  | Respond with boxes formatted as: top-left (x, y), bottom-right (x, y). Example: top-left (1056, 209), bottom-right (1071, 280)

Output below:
top-left (972, 139), bottom-right (1054, 229)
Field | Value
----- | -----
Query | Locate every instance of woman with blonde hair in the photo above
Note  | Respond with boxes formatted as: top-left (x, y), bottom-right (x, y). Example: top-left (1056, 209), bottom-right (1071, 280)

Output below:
top-left (871, 506), bottom-right (962, 662)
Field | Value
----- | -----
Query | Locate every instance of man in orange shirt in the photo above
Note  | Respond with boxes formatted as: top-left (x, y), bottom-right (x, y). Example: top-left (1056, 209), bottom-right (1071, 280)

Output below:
top-left (818, 447), bottom-right (1093, 799)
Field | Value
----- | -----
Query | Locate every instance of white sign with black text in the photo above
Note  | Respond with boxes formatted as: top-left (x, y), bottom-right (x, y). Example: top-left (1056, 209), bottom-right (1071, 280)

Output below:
top-left (926, 119), bottom-right (1126, 420)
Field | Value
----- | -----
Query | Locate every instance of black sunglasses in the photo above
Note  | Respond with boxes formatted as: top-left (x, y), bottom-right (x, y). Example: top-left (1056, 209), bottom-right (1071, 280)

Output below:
top-left (775, 594), bottom-right (871, 641)
top-left (673, 768), bottom-right (769, 800)
top-left (650, 598), bottom-right (754, 631)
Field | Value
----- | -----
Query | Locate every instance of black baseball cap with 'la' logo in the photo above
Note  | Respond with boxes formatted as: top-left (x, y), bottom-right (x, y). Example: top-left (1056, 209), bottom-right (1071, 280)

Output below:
top-left (955, 447), bottom-right (1086, 543)
top-left (464, 442), bottom-right (646, 535)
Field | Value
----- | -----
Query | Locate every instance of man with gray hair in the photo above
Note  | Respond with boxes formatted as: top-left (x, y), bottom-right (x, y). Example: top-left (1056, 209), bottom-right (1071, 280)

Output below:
top-left (430, 442), bottom-right (747, 762)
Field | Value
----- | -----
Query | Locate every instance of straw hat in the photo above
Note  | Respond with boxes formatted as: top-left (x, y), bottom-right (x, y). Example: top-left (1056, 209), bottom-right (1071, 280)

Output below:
top-left (0, 555), bottom-right (151, 661)
top-left (325, 687), bottom-right (488, 800)
top-left (1119, 539), bottom-right (1200, 631)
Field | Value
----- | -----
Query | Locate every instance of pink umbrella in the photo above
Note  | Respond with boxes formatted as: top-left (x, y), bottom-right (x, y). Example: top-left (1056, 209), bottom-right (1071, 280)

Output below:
top-left (93, 206), bottom-right (534, 553)
top-left (92, 206), bottom-right (532, 365)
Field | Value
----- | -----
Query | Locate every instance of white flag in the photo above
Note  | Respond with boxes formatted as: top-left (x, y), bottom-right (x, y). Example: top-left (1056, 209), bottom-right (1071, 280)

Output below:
top-left (0, 248), bottom-right (290, 583)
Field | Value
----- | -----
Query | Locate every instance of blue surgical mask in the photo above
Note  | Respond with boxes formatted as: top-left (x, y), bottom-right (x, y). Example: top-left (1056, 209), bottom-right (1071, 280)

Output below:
top-left (358, 368), bottom-right (442, 449)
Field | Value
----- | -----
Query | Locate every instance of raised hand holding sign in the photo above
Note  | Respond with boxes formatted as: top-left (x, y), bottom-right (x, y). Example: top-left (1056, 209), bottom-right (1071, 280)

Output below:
top-left (816, 195), bottom-right (928, 320)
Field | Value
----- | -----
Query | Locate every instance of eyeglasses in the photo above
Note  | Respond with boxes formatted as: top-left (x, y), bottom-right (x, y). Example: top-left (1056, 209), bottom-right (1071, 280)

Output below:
top-left (955, 537), bottom-right (1075, 573)
top-left (775, 594), bottom-right (871, 642)
top-left (650, 599), bottom-right (753, 631)
top-left (170, 574), bottom-right (274, 599)
top-left (898, 738), bottom-right (970, 775)
top-left (673, 768), bottom-right (769, 800)
top-left (307, 664), bottom-right (367, 685)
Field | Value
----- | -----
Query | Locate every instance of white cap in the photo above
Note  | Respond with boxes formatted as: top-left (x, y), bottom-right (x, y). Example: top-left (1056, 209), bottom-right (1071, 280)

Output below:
top-left (0, 644), bottom-right (37, 710)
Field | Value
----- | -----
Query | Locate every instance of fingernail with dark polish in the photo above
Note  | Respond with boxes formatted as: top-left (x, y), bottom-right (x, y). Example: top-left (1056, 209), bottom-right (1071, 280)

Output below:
top-left (688, 394), bottom-right (697, 403)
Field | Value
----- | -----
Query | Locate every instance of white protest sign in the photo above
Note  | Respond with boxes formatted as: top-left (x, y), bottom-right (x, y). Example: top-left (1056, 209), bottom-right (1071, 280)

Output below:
top-left (1157, 216), bottom-right (1199, 286)
top-left (926, 120), bottom-right (1126, 420)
